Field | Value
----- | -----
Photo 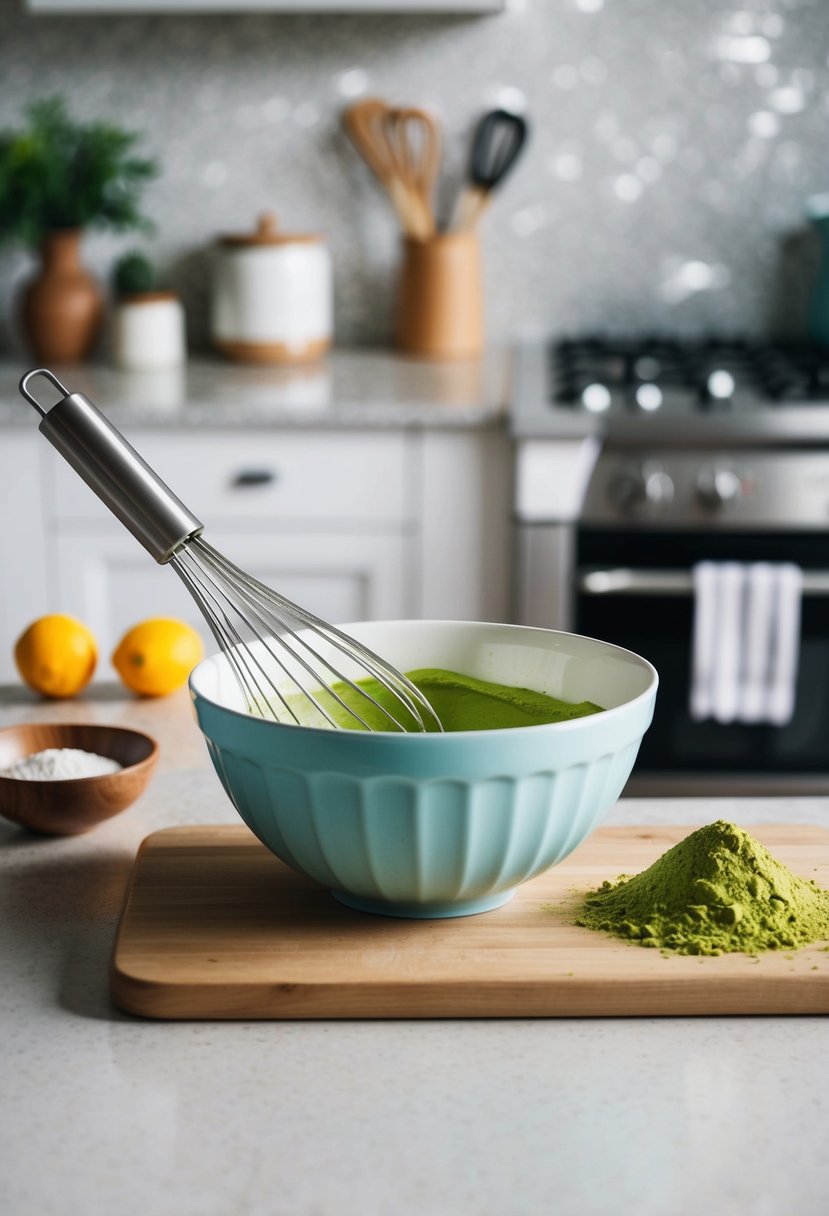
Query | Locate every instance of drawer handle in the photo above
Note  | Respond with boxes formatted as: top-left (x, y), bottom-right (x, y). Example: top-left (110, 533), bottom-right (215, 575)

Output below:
top-left (231, 469), bottom-right (278, 489)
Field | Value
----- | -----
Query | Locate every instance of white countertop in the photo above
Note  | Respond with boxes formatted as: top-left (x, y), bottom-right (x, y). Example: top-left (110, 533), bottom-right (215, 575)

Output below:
top-left (1, 685), bottom-right (828, 1216)
top-left (2, 349), bottom-right (510, 431)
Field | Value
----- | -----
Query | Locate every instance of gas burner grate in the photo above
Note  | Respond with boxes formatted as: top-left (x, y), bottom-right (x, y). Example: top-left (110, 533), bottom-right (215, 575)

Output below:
top-left (753, 344), bottom-right (829, 401)
top-left (550, 337), bottom-right (829, 409)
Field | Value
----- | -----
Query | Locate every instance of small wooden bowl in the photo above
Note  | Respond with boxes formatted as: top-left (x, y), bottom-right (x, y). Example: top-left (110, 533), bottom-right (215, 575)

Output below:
top-left (0, 723), bottom-right (159, 836)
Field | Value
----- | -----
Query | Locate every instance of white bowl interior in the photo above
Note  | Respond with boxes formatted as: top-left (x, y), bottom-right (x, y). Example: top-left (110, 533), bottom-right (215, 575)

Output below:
top-left (190, 619), bottom-right (656, 720)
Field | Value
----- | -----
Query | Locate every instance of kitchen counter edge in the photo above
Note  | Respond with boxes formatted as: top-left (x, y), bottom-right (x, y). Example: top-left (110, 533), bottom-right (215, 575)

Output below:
top-left (0, 348), bottom-right (512, 431)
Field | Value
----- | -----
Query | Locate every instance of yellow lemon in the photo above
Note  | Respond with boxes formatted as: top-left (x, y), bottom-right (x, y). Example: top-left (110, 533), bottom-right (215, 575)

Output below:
top-left (112, 618), bottom-right (204, 697)
top-left (14, 613), bottom-right (98, 699)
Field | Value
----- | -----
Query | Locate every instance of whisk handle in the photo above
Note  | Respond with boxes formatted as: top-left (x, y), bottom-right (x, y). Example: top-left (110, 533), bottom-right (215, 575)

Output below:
top-left (19, 369), bottom-right (203, 563)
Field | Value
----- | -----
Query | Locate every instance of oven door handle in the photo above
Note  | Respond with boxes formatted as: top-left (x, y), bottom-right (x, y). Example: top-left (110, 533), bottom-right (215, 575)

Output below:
top-left (579, 567), bottom-right (829, 596)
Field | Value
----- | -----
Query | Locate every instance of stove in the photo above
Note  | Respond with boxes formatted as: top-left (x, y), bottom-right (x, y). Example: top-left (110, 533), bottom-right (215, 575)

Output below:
top-left (511, 335), bottom-right (829, 794)
top-left (512, 335), bottom-right (829, 528)
top-left (553, 337), bottom-right (829, 410)
top-left (512, 336), bottom-right (829, 446)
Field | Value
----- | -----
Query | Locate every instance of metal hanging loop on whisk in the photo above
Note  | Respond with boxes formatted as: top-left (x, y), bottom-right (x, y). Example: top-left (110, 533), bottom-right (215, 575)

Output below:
top-left (18, 369), bottom-right (442, 734)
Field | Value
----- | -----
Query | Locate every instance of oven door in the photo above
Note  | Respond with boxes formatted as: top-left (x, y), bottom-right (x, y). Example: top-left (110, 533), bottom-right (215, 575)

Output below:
top-left (576, 528), bottom-right (829, 794)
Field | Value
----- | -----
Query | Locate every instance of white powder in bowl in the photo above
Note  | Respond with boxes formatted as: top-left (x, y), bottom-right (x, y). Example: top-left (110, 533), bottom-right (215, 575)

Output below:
top-left (0, 748), bottom-right (123, 781)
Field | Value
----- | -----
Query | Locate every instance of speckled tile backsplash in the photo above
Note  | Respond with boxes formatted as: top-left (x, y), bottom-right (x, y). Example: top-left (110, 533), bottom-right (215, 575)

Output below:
top-left (1, 0), bottom-right (827, 352)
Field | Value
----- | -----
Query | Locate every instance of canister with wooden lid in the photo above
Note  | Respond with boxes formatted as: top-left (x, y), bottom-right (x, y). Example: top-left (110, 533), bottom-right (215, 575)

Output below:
top-left (211, 213), bottom-right (332, 364)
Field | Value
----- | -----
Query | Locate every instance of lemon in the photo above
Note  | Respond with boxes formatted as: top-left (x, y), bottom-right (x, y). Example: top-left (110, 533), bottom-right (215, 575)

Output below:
top-left (112, 618), bottom-right (204, 697)
top-left (14, 613), bottom-right (98, 699)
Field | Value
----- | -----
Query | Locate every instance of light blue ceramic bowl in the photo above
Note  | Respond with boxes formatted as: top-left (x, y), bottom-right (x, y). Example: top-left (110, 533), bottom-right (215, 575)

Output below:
top-left (189, 620), bottom-right (657, 919)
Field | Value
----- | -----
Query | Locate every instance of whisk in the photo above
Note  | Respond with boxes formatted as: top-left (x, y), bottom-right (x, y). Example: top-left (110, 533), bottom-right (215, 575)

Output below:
top-left (18, 369), bottom-right (442, 734)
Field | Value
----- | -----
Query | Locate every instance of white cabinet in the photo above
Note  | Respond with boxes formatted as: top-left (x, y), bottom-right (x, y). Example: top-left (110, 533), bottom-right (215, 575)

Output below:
top-left (416, 429), bottom-right (511, 624)
top-left (0, 422), bottom-right (511, 682)
top-left (0, 434), bottom-right (49, 680)
top-left (51, 431), bottom-right (410, 528)
top-left (53, 528), bottom-right (413, 656)
top-left (43, 427), bottom-right (415, 661)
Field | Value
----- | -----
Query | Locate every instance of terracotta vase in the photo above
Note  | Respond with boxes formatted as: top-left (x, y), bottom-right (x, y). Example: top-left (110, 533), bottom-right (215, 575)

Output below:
top-left (21, 229), bottom-right (104, 362)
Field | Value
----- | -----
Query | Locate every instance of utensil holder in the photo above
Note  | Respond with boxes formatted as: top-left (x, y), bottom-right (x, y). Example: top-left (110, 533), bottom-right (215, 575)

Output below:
top-left (396, 232), bottom-right (483, 360)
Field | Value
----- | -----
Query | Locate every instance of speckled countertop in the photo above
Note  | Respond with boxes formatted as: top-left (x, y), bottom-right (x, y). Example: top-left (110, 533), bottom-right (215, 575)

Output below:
top-left (2, 348), bottom-right (510, 431)
top-left (1, 686), bottom-right (828, 1216)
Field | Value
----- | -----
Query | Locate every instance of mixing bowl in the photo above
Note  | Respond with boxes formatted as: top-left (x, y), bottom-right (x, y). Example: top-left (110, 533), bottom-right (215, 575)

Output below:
top-left (189, 620), bottom-right (657, 918)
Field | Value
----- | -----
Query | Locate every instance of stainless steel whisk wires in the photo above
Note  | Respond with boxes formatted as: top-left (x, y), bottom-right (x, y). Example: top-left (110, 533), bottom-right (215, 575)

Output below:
top-left (171, 536), bottom-right (439, 731)
top-left (18, 368), bottom-right (442, 734)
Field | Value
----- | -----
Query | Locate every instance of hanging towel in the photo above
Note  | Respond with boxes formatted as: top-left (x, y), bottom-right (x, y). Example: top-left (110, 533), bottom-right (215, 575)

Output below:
top-left (689, 561), bottom-right (717, 721)
top-left (740, 563), bottom-right (775, 723)
top-left (689, 561), bottom-right (802, 726)
top-left (766, 563), bottom-right (803, 726)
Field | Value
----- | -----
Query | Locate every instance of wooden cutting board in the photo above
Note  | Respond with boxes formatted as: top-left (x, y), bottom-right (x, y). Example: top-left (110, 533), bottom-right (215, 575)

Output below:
top-left (110, 823), bottom-right (829, 1019)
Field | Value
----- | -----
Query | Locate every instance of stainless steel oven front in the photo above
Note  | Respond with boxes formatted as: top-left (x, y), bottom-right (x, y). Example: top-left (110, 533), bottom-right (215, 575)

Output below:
top-left (573, 449), bottom-right (829, 795)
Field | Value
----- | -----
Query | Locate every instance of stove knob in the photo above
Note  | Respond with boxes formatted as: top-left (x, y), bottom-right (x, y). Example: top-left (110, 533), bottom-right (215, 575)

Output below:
top-left (610, 467), bottom-right (674, 510)
top-left (643, 469), bottom-right (675, 506)
top-left (696, 467), bottom-right (741, 509)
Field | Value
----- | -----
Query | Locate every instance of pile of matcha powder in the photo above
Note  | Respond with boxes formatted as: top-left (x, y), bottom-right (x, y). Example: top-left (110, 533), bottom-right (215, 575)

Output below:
top-left (576, 820), bottom-right (829, 956)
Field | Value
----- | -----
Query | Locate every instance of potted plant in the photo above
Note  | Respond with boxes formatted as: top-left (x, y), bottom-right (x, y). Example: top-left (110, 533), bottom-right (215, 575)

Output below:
top-left (112, 250), bottom-right (186, 371)
top-left (0, 97), bottom-right (158, 362)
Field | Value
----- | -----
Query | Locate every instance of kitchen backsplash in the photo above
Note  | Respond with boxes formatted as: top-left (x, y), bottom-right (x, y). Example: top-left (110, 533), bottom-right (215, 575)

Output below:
top-left (1, 0), bottom-right (827, 352)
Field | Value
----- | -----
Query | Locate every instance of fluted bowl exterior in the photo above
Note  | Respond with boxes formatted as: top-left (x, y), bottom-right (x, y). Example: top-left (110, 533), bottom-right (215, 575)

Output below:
top-left (189, 621), bottom-right (657, 918)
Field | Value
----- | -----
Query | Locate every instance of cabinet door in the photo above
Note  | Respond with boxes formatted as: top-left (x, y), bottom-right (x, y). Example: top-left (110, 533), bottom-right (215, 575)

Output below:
top-left (416, 430), bottom-right (512, 623)
top-left (0, 435), bottom-right (49, 681)
top-left (53, 528), bottom-right (413, 659)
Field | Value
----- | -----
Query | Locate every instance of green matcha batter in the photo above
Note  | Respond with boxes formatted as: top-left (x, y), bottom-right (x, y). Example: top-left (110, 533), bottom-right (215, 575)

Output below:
top-left (279, 668), bottom-right (603, 732)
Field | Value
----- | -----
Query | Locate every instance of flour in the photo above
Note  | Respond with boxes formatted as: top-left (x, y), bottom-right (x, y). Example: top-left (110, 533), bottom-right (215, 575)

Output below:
top-left (0, 748), bottom-right (122, 781)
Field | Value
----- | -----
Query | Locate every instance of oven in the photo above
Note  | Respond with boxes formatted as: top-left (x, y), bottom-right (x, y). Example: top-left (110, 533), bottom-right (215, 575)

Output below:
top-left (512, 337), bottom-right (829, 796)
top-left (575, 450), bottom-right (829, 794)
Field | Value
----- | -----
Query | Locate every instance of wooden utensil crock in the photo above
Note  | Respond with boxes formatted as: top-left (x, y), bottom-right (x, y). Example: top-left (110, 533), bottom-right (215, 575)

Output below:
top-left (396, 231), bottom-right (483, 360)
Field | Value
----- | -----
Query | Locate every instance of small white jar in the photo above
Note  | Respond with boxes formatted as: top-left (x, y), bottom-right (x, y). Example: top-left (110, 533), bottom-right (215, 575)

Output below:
top-left (112, 292), bottom-right (186, 371)
top-left (211, 212), bottom-right (332, 365)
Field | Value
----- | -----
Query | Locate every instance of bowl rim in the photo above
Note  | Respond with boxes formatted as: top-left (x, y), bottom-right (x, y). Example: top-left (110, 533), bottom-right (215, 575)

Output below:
top-left (188, 618), bottom-right (659, 740)
top-left (0, 722), bottom-right (160, 787)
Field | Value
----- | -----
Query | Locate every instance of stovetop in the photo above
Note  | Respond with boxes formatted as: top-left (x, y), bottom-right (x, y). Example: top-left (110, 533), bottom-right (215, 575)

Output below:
top-left (552, 337), bottom-right (829, 412)
top-left (512, 337), bottom-right (829, 446)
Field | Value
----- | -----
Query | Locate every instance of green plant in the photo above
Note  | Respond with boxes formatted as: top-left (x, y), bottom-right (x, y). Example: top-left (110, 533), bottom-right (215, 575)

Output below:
top-left (113, 250), bottom-right (157, 297)
top-left (0, 97), bottom-right (158, 248)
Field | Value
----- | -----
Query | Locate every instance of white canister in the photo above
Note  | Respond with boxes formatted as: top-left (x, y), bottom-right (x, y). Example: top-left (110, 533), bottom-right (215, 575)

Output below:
top-left (112, 292), bottom-right (186, 371)
top-left (211, 213), bottom-right (332, 364)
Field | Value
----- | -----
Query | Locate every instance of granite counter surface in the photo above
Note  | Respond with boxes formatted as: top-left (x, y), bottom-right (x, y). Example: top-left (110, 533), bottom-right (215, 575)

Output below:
top-left (3, 349), bottom-right (510, 432)
top-left (1, 685), bottom-right (828, 1216)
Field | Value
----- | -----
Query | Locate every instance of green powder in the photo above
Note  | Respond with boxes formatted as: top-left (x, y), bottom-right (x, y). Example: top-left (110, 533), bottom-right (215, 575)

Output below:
top-left (279, 667), bottom-right (603, 732)
top-left (576, 820), bottom-right (829, 957)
